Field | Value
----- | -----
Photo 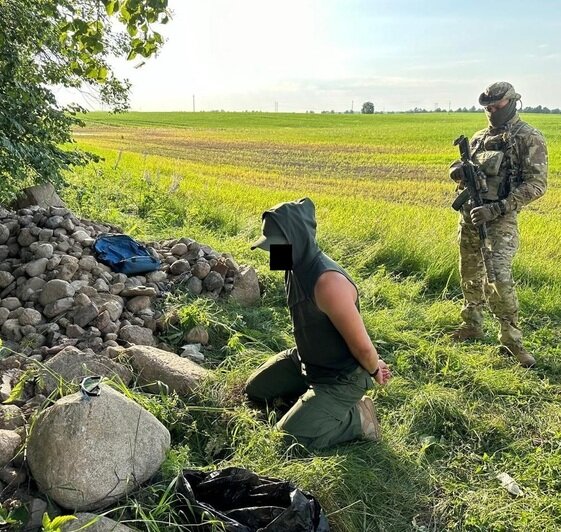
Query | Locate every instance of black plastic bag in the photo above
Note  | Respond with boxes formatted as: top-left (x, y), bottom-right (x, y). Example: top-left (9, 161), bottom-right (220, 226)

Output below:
top-left (174, 466), bottom-right (330, 531)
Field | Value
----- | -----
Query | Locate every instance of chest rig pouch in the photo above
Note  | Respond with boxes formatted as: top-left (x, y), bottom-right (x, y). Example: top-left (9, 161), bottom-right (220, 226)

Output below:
top-left (473, 150), bottom-right (504, 177)
top-left (472, 132), bottom-right (513, 200)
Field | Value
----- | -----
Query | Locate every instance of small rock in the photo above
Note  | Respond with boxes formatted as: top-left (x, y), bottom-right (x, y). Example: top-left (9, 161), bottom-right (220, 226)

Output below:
top-left (0, 307), bottom-right (9, 326)
top-left (32, 242), bottom-right (54, 259)
top-left (211, 260), bottom-right (229, 277)
top-left (180, 344), bottom-right (205, 363)
top-left (0, 271), bottom-right (15, 289)
top-left (222, 253), bottom-right (240, 271)
top-left (110, 282), bottom-right (125, 295)
top-left (79, 256), bottom-right (98, 271)
top-left (61, 218), bottom-right (75, 232)
top-left (50, 207), bottom-right (70, 217)
top-left (25, 257), bottom-right (49, 277)
top-left (18, 308), bottom-right (42, 326)
top-left (120, 286), bottom-right (157, 298)
top-left (39, 228), bottom-right (54, 241)
top-left (45, 215), bottom-right (64, 229)
top-left (203, 271), bottom-right (224, 292)
top-left (0, 430), bottom-right (22, 467)
top-left (146, 270), bottom-right (167, 283)
top-left (92, 278), bottom-right (110, 292)
top-left (43, 297), bottom-right (74, 318)
top-left (119, 325), bottom-right (156, 346)
top-left (39, 279), bottom-right (75, 306)
top-left (23, 497), bottom-right (48, 531)
top-left (185, 325), bottom-right (209, 345)
top-left (1, 297), bottom-right (21, 311)
top-left (71, 230), bottom-right (90, 243)
top-left (46, 254), bottom-right (62, 270)
top-left (61, 513), bottom-right (136, 531)
top-left (0, 405), bottom-right (25, 430)
top-left (170, 243), bottom-right (188, 256)
top-left (0, 225), bottom-right (9, 245)
top-left (186, 276), bottom-right (203, 295)
top-left (56, 255), bottom-right (80, 281)
top-left (1, 319), bottom-right (22, 341)
top-left (17, 228), bottom-right (37, 247)
top-left (75, 293), bottom-right (91, 306)
top-left (66, 324), bottom-right (85, 338)
top-left (0, 465), bottom-right (26, 486)
top-left (74, 304), bottom-right (99, 327)
top-left (126, 295), bottom-right (152, 313)
top-left (192, 259), bottom-right (211, 280)
top-left (170, 259), bottom-right (190, 275)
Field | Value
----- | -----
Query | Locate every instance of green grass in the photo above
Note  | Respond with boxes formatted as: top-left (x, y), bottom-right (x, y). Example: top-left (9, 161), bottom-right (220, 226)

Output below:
top-left (55, 112), bottom-right (561, 531)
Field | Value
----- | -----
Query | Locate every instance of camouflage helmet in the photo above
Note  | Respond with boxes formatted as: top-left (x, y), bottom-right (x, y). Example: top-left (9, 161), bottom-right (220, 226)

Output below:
top-left (478, 81), bottom-right (521, 106)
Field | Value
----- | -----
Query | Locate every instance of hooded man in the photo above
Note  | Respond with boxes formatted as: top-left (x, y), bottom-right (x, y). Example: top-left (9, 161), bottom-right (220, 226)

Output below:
top-left (245, 198), bottom-right (391, 450)
top-left (449, 82), bottom-right (548, 367)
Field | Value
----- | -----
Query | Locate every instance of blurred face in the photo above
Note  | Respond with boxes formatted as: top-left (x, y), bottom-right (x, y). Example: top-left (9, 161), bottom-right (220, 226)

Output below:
top-left (484, 98), bottom-right (510, 113)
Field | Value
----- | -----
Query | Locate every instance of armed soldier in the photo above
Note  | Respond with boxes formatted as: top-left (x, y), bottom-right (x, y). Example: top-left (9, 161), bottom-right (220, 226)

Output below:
top-left (449, 82), bottom-right (548, 367)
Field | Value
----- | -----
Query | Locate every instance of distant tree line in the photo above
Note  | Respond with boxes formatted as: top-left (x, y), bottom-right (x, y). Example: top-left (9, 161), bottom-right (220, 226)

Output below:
top-left (407, 105), bottom-right (561, 114)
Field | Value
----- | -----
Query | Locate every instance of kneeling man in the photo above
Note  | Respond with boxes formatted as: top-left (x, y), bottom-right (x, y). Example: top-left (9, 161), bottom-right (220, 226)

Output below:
top-left (245, 198), bottom-right (391, 450)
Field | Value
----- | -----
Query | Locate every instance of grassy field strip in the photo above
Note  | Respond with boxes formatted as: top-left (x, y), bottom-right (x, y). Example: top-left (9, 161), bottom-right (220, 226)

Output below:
top-left (64, 113), bottom-right (561, 531)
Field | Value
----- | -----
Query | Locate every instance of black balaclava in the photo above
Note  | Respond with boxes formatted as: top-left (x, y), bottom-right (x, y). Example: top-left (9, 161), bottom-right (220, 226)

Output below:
top-left (486, 98), bottom-right (517, 128)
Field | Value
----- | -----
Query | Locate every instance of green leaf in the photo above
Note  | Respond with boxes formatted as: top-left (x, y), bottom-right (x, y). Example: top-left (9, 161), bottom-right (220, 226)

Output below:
top-left (50, 515), bottom-right (78, 528)
top-left (3, 373), bottom-right (28, 404)
top-left (105, 0), bottom-right (118, 16)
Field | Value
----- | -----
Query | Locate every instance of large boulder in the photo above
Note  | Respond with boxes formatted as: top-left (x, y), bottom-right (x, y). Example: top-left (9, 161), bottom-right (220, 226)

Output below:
top-left (14, 183), bottom-right (66, 209)
top-left (36, 346), bottom-right (133, 396)
top-left (229, 266), bottom-right (260, 306)
top-left (124, 345), bottom-right (208, 395)
top-left (27, 385), bottom-right (170, 511)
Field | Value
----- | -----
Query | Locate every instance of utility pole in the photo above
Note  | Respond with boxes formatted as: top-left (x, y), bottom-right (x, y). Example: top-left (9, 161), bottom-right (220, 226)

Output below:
top-left (351, 100), bottom-right (354, 113)
top-left (274, 101), bottom-right (278, 112)
top-left (192, 94), bottom-right (195, 112)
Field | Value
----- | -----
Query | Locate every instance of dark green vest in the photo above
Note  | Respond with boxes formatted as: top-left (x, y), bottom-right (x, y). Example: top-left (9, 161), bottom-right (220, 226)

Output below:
top-left (286, 251), bottom-right (359, 383)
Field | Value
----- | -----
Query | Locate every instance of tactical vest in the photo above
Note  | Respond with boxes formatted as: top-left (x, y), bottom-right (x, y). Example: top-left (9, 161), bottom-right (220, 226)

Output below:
top-left (286, 252), bottom-right (360, 383)
top-left (470, 118), bottom-right (526, 202)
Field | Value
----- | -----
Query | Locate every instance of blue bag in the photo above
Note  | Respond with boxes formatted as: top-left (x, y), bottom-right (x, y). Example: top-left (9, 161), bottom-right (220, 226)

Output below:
top-left (93, 234), bottom-right (161, 275)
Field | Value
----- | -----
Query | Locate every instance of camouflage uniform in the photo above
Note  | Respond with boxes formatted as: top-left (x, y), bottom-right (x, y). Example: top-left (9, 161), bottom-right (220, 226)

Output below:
top-left (452, 82), bottom-right (548, 365)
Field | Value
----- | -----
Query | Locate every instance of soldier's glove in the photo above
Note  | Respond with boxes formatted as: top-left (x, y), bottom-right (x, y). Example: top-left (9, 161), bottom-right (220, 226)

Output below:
top-left (470, 202), bottom-right (503, 226)
top-left (449, 160), bottom-right (465, 184)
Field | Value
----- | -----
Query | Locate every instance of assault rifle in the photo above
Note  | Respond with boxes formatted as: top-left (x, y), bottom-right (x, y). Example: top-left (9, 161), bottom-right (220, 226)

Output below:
top-left (451, 135), bottom-right (496, 284)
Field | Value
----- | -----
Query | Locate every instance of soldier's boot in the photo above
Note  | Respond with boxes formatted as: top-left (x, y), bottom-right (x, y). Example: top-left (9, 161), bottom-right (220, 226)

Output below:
top-left (496, 315), bottom-right (534, 367)
top-left (452, 302), bottom-right (485, 341)
top-left (500, 343), bottom-right (536, 368)
top-left (357, 396), bottom-right (381, 442)
top-left (450, 322), bottom-right (485, 341)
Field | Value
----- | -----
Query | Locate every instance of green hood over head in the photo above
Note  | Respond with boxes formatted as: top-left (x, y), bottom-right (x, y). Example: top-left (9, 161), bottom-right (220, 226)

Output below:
top-left (256, 197), bottom-right (321, 271)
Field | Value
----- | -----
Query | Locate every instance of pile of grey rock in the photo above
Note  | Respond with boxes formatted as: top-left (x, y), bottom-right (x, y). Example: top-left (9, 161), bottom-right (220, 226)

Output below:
top-left (0, 203), bottom-right (260, 361)
top-left (0, 188), bottom-right (262, 530)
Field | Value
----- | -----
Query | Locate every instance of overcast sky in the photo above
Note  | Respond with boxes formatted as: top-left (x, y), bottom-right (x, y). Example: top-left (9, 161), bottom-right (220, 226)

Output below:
top-left (64, 0), bottom-right (561, 113)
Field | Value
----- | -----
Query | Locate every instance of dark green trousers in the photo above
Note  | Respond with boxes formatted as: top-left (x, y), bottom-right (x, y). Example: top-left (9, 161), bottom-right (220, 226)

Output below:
top-left (245, 348), bottom-right (373, 450)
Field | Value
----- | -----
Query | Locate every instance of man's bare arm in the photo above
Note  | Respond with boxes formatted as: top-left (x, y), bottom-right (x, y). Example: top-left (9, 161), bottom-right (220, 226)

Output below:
top-left (314, 270), bottom-right (382, 377)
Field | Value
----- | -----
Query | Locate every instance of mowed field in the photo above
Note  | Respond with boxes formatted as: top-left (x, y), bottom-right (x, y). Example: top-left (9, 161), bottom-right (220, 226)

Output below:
top-left (66, 112), bottom-right (561, 531)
